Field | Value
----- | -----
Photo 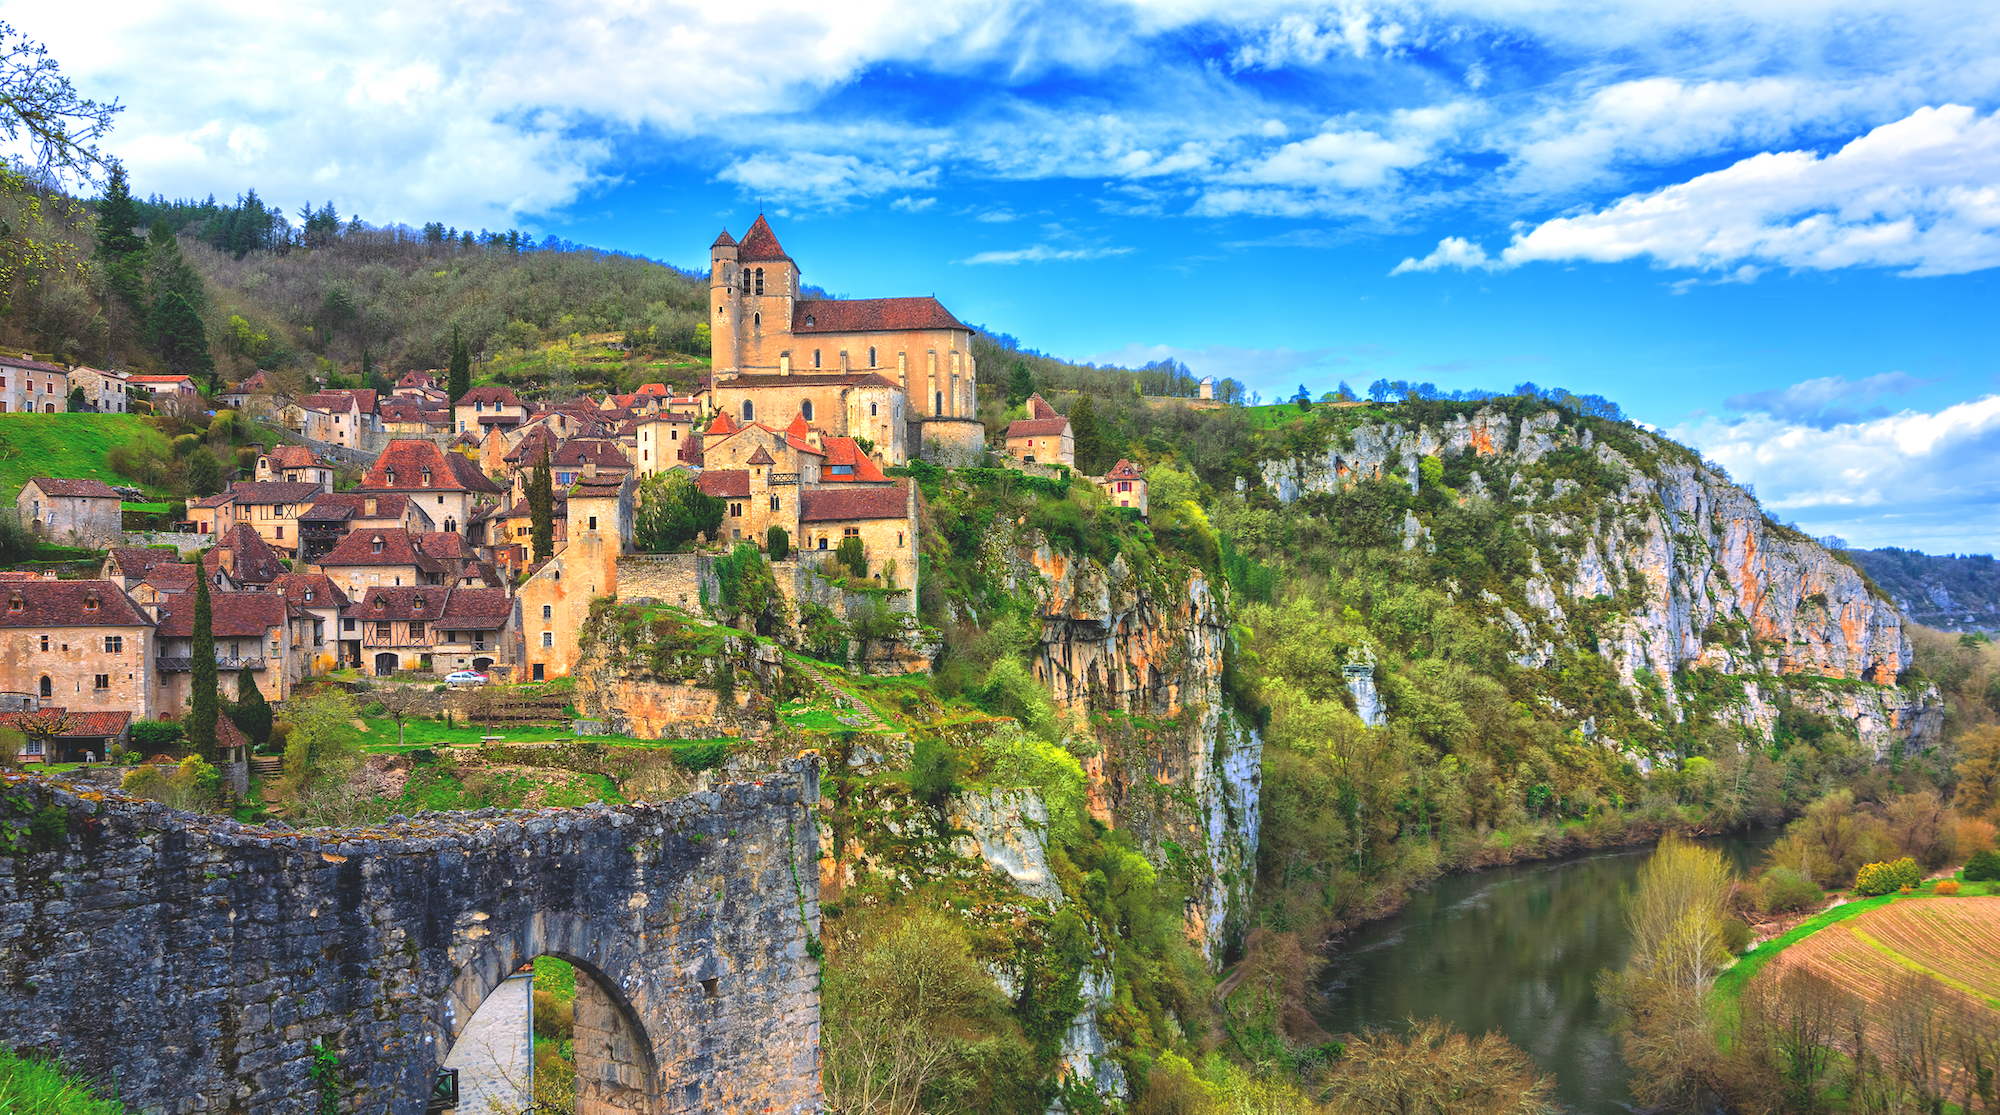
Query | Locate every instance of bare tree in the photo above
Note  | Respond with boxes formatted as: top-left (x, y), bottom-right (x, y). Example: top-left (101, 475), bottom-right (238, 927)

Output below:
top-left (0, 21), bottom-right (121, 183)
top-left (1322, 1017), bottom-right (1556, 1115)
top-left (374, 686), bottom-right (430, 749)
top-left (1883, 971), bottom-right (1958, 1114)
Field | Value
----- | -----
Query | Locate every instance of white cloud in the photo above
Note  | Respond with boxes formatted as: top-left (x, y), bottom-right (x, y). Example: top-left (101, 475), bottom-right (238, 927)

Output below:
top-left (1670, 394), bottom-right (2000, 550)
top-left (1390, 235), bottom-right (1494, 273)
top-left (958, 243), bottom-right (1134, 264)
top-left (891, 195), bottom-right (938, 211)
top-left (1723, 371), bottom-right (1932, 428)
top-left (718, 153), bottom-right (938, 208)
top-left (1401, 104), bottom-right (2000, 277)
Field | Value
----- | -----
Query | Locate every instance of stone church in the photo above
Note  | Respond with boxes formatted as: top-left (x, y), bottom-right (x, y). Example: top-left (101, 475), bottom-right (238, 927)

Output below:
top-left (707, 216), bottom-right (986, 466)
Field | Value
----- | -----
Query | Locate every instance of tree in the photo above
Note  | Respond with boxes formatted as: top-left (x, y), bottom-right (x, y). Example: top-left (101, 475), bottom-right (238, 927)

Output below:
top-left (281, 687), bottom-right (364, 824)
top-left (1322, 1017), bottom-right (1555, 1115)
top-left (1068, 394), bottom-right (1101, 474)
top-left (766, 525), bottom-right (790, 560)
top-left (0, 21), bottom-right (123, 182)
top-left (374, 687), bottom-right (428, 749)
top-left (185, 446), bottom-right (222, 496)
top-left (120, 755), bottom-right (221, 812)
top-left (1294, 383), bottom-right (1312, 411)
top-left (149, 291), bottom-right (216, 386)
top-left (228, 666), bottom-right (271, 747)
top-left (7, 709), bottom-right (76, 763)
top-left (634, 470), bottom-right (724, 552)
top-left (362, 349), bottom-right (389, 396)
top-left (1006, 360), bottom-right (1035, 408)
top-left (448, 325), bottom-right (471, 405)
top-left (187, 559), bottom-right (218, 759)
top-left (528, 443), bottom-right (555, 562)
top-left (1954, 724), bottom-right (2000, 818)
top-left (837, 535), bottom-right (867, 579)
top-left (66, 385), bottom-right (83, 411)
top-left (94, 159), bottom-right (146, 313)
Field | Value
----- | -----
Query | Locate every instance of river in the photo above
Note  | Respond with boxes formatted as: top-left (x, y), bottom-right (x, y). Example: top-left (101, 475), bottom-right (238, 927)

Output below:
top-left (1313, 830), bottom-right (1781, 1113)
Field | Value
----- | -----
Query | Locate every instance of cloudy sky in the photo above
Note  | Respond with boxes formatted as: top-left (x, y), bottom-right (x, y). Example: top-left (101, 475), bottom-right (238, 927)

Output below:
top-left (14, 0), bottom-right (2000, 551)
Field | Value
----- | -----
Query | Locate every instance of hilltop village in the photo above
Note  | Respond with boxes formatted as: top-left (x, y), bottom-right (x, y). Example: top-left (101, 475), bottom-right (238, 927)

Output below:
top-left (0, 219), bottom-right (1147, 762)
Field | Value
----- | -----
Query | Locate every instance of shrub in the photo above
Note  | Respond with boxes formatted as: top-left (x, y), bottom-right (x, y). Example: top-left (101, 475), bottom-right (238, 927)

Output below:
top-left (1935, 880), bottom-right (1961, 896)
top-left (1758, 867), bottom-right (1825, 914)
top-left (1853, 857), bottom-right (1923, 896)
top-left (1722, 916), bottom-right (1752, 954)
top-left (128, 719), bottom-right (186, 753)
top-left (836, 534), bottom-right (867, 579)
top-left (1965, 849), bottom-right (2000, 882)
top-left (766, 525), bottom-right (789, 560)
top-left (911, 735), bottom-right (959, 808)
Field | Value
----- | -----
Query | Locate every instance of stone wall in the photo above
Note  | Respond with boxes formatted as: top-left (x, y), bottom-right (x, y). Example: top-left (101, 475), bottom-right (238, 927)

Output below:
top-left (618, 553), bottom-right (705, 610)
top-left (915, 417), bottom-right (986, 468)
top-left (0, 760), bottom-right (823, 1114)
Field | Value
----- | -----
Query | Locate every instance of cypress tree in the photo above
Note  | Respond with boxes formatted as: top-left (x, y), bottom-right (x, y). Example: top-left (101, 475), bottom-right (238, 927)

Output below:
top-left (1068, 394), bottom-right (1101, 474)
top-left (1006, 360), bottom-right (1035, 408)
top-left (229, 666), bottom-right (272, 747)
top-left (529, 443), bottom-right (555, 561)
top-left (188, 561), bottom-right (218, 760)
top-left (448, 326), bottom-right (471, 405)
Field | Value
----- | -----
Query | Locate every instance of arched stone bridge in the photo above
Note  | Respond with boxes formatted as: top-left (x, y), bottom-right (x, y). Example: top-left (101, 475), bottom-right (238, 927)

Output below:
top-left (0, 758), bottom-right (822, 1114)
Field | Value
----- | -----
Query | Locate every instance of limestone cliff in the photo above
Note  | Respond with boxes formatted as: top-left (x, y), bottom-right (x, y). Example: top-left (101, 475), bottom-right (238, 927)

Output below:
top-left (1259, 406), bottom-right (1942, 755)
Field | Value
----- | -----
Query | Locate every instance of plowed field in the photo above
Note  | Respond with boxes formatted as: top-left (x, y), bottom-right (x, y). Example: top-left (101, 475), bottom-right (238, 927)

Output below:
top-left (1764, 896), bottom-right (2000, 1010)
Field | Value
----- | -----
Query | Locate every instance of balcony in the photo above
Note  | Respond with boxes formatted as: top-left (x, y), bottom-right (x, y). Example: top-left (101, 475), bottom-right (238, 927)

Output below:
top-left (157, 656), bottom-right (266, 673)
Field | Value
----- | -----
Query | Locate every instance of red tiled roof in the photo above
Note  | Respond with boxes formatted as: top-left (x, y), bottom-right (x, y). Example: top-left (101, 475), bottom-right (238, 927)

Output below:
top-left (1007, 418), bottom-right (1069, 438)
top-left (280, 572), bottom-right (349, 610)
top-left (553, 439), bottom-right (630, 470)
top-left (737, 215), bottom-right (790, 262)
top-left (191, 492), bottom-right (235, 509)
top-left (226, 481), bottom-right (324, 505)
top-left (1105, 460), bottom-right (1144, 480)
top-left (364, 441), bottom-right (503, 494)
top-left (378, 400), bottom-right (449, 424)
top-left (698, 470), bottom-right (750, 499)
top-left (821, 437), bottom-right (887, 482)
top-left (127, 374), bottom-right (194, 385)
top-left (635, 382), bottom-right (670, 396)
top-left (505, 427), bottom-right (559, 465)
top-left (211, 524), bottom-right (284, 583)
top-left (154, 590), bottom-right (286, 638)
top-left (348, 585), bottom-right (449, 622)
top-left (397, 371), bottom-right (439, 388)
top-left (138, 564), bottom-right (198, 592)
top-left (0, 355), bottom-right (66, 373)
top-left (301, 491), bottom-right (415, 522)
top-left (800, 484), bottom-right (909, 523)
top-left (0, 580), bottom-right (152, 628)
top-left (705, 412), bottom-right (740, 437)
top-left (793, 297), bottom-right (964, 334)
top-left (215, 716), bottom-right (249, 752)
top-left (478, 414), bottom-right (523, 426)
top-left (265, 445), bottom-right (322, 469)
top-left (299, 389), bottom-right (376, 413)
top-left (316, 528), bottom-right (446, 571)
top-left (28, 477), bottom-right (119, 499)
top-left (457, 385), bottom-right (522, 408)
top-left (107, 546), bottom-right (183, 580)
top-left (417, 532), bottom-right (475, 562)
top-left (711, 229), bottom-right (737, 249)
top-left (441, 588), bottom-right (512, 624)
top-left (786, 413), bottom-right (811, 439)
top-left (36, 709), bottom-right (133, 738)
top-left (745, 446), bottom-right (776, 466)
top-left (1028, 394), bottom-right (1059, 420)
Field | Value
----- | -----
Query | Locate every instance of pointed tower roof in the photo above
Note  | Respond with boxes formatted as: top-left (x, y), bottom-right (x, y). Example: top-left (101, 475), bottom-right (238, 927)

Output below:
top-left (746, 446), bottom-right (776, 466)
top-left (786, 412), bottom-right (812, 439)
top-left (738, 215), bottom-right (792, 262)
top-left (711, 228), bottom-right (737, 248)
top-left (706, 411), bottom-right (740, 437)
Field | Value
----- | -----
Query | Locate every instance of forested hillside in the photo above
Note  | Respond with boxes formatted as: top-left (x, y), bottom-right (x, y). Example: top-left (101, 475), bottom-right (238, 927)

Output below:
top-left (1846, 546), bottom-right (2000, 633)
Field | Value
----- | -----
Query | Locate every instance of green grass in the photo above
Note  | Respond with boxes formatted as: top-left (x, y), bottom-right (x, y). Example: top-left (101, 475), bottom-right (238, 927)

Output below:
top-left (0, 413), bottom-right (175, 504)
top-left (1714, 892), bottom-right (1903, 1002)
top-left (0, 1048), bottom-right (127, 1114)
top-left (120, 501), bottom-right (171, 514)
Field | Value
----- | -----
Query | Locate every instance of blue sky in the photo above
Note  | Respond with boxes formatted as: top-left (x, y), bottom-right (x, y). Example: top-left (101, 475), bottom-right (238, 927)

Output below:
top-left (15, 0), bottom-right (2000, 552)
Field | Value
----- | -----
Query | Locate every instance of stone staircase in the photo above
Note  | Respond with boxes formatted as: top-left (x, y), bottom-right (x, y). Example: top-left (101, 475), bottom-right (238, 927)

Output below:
top-left (789, 658), bottom-right (903, 738)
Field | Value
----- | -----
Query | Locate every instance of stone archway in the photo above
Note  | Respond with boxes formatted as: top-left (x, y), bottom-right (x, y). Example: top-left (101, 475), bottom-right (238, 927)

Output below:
top-left (374, 651), bottom-right (399, 676)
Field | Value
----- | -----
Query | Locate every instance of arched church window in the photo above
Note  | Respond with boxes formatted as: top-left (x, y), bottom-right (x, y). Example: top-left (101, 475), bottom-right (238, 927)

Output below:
top-left (754, 268), bottom-right (764, 294)
top-left (740, 268), bottom-right (750, 294)
top-left (814, 350), bottom-right (821, 369)
top-left (801, 400), bottom-right (814, 422)
top-left (742, 400), bottom-right (755, 422)
top-left (753, 312), bottom-right (760, 328)
top-left (869, 347), bottom-right (877, 367)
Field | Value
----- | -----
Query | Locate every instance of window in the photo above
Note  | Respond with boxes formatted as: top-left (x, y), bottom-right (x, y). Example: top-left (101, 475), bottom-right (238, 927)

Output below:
top-left (869, 346), bottom-right (877, 367)
top-left (92, 673), bottom-right (109, 691)
top-left (533, 662), bottom-right (546, 680)
top-left (588, 515), bottom-right (598, 530)
top-left (770, 496), bottom-right (781, 511)
top-left (753, 311), bottom-right (760, 328)
top-left (754, 267), bottom-right (764, 294)
top-left (542, 604), bottom-right (553, 621)
top-left (670, 428), bottom-right (678, 440)
top-left (844, 526), bottom-right (860, 538)
top-left (870, 401), bottom-right (877, 417)
top-left (801, 399), bottom-right (814, 422)
top-left (38, 676), bottom-right (50, 697)
top-left (936, 391), bottom-right (944, 415)
top-left (742, 400), bottom-right (754, 422)
top-left (818, 537), bottom-right (828, 550)
top-left (376, 622), bottom-right (392, 640)
top-left (104, 636), bottom-right (122, 653)
top-left (730, 502), bottom-right (743, 518)
top-left (813, 349), bottom-right (821, 369)
top-left (343, 618), bottom-right (356, 631)
top-left (897, 532), bottom-right (904, 547)
top-left (83, 597), bottom-right (98, 612)
top-left (38, 634), bottom-right (47, 651)
top-left (409, 623), bottom-right (424, 641)
top-left (541, 631), bottom-right (554, 648)
top-left (740, 267), bottom-right (750, 294)
top-left (305, 590), bottom-right (314, 602)
top-left (276, 526), bottom-right (284, 539)
top-left (372, 538), bottom-right (385, 553)
top-left (1119, 481), bottom-right (1131, 492)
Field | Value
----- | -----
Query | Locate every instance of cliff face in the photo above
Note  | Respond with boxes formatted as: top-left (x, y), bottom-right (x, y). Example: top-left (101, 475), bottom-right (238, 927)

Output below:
top-left (988, 539), bottom-right (1262, 961)
top-left (1260, 407), bottom-right (1942, 755)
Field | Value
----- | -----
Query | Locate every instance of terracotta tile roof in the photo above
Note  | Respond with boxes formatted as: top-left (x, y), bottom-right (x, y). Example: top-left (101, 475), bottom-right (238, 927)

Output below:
top-left (364, 440), bottom-right (503, 494)
top-left (417, 532), bottom-right (475, 562)
top-left (737, 215), bottom-right (789, 261)
top-left (793, 297), bottom-right (964, 334)
top-left (800, 484), bottom-right (909, 523)
top-left (745, 446), bottom-right (776, 466)
top-left (457, 385), bottom-right (522, 408)
top-left (154, 590), bottom-right (286, 638)
top-left (786, 413), bottom-right (811, 439)
top-left (107, 546), bottom-right (184, 581)
top-left (265, 445), bottom-right (322, 469)
top-left (378, 399), bottom-right (449, 424)
top-left (505, 427), bottom-right (558, 465)
top-left (301, 492), bottom-right (414, 522)
top-left (477, 414), bottom-right (523, 426)
top-left (211, 524), bottom-right (284, 584)
top-left (821, 437), bottom-right (887, 482)
top-left (1007, 418), bottom-right (1069, 438)
top-left (0, 580), bottom-right (152, 628)
top-left (191, 492), bottom-right (236, 509)
top-left (635, 382), bottom-right (671, 396)
top-left (27, 477), bottom-right (119, 499)
top-left (127, 374), bottom-right (194, 385)
top-left (348, 585), bottom-right (450, 622)
top-left (317, 528), bottom-right (445, 571)
top-left (442, 588), bottom-right (512, 624)
top-left (36, 709), bottom-right (133, 738)
top-left (397, 371), bottom-right (439, 388)
top-left (138, 564), bottom-right (198, 593)
top-left (279, 572), bottom-right (349, 610)
top-left (226, 481), bottom-right (324, 505)
top-left (727, 371), bottom-right (903, 390)
top-left (299, 390), bottom-right (375, 413)
top-left (705, 412), bottom-right (740, 437)
top-left (1028, 394), bottom-right (1059, 420)
top-left (215, 716), bottom-right (249, 752)
top-left (553, 439), bottom-right (629, 470)
top-left (698, 470), bottom-right (750, 499)
top-left (0, 355), bottom-right (66, 373)
top-left (1105, 460), bottom-right (1144, 480)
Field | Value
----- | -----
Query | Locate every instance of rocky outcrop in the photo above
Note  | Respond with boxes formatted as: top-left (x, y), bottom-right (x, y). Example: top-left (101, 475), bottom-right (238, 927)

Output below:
top-left (1260, 406), bottom-right (1942, 756)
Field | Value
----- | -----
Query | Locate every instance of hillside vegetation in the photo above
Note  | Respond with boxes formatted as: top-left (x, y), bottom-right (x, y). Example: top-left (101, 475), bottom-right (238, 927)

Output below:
top-left (1849, 546), bottom-right (2000, 633)
top-left (0, 413), bottom-right (172, 502)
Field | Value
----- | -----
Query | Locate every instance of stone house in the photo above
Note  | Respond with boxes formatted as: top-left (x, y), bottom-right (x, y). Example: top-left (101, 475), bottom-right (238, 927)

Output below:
top-left (1005, 395), bottom-right (1073, 466)
top-left (200, 524), bottom-right (286, 592)
top-left (153, 590), bottom-right (298, 709)
top-left (254, 446), bottom-right (334, 491)
top-left (126, 374), bottom-right (197, 403)
top-left (1102, 460), bottom-right (1148, 516)
top-left (293, 390), bottom-right (378, 447)
top-left (362, 439), bottom-right (505, 536)
top-left (0, 578), bottom-right (155, 724)
top-left (191, 481), bottom-right (323, 552)
top-left (344, 584), bottom-right (515, 677)
top-left (632, 412), bottom-right (697, 475)
top-left (394, 370), bottom-right (440, 397)
top-left (798, 483), bottom-right (919, 588)
top-left (295, 492), bottom-right (434, 561)
top-left (378, 398), bottom-right (452, 436)
top-left (66, 366), bottom-right (131, 413)
top-left (101, 547), bottom-right (190, 589)
top-left (514, 476), bottom-right (631, 681)
top-left (706, 217), bottom-right (982, 466)
top-left (454, 385), bottom-right (527, 436)
top-left (0, 356), bottom-right (71, 414)
top-left (279, 572), bottom-right (347, 676)
top-left (22, 709), bottom-right (133, 764)
top-left (216, 370), bottom-right (268, 409)
top-left (17, 478), bottom-right (122, 546)
top-left (312, 528), bottom-right (453, 599)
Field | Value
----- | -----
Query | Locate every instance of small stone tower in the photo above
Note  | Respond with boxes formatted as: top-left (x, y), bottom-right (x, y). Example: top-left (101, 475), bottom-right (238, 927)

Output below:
top-left (710, 216), bottom-right (799, 382)
top-left (709, 229), bottom-right (741, 378)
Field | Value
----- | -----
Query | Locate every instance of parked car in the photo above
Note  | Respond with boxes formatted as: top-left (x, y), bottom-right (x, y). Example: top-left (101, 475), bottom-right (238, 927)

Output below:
top-left (445, 671), bottom-right (488, 688)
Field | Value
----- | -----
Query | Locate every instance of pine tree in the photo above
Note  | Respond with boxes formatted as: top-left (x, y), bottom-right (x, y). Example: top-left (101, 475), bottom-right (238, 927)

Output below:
top-left (150, 292), bottom-right (216, 384)
top-left (1068, 394), bottom-right (1101, 474)
top-left (95, 160), bottom-right (147, 314)
top-left (229, 666), bottom-right (272, 747)
top-left (448, 326), bottom-right (471, 405)
top-left (529, 443), bottom-right (555, 561)
top-left (188, 564), bottom-right (218, 760)
top-left (1006, 360), bottom-right (1035, 408)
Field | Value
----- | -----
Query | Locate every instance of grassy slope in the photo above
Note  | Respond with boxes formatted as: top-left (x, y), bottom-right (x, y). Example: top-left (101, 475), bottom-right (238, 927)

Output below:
top-left (0, 414), bottom-right (175, 504)
top-left (0, 1048), bottom-right (127, 1114)
top-left (1715, 874), bottom-right (2000, 1003)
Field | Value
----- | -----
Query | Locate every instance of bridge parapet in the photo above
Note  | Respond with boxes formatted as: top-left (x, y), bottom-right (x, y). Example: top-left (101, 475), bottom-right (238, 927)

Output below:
top-left (0, 759), bottom-right (823, 1114)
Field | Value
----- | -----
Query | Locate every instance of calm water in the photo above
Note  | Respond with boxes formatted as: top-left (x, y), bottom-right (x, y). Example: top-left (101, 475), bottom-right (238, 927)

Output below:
top-left (1313, 832), bottom-right (1780, 1114)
